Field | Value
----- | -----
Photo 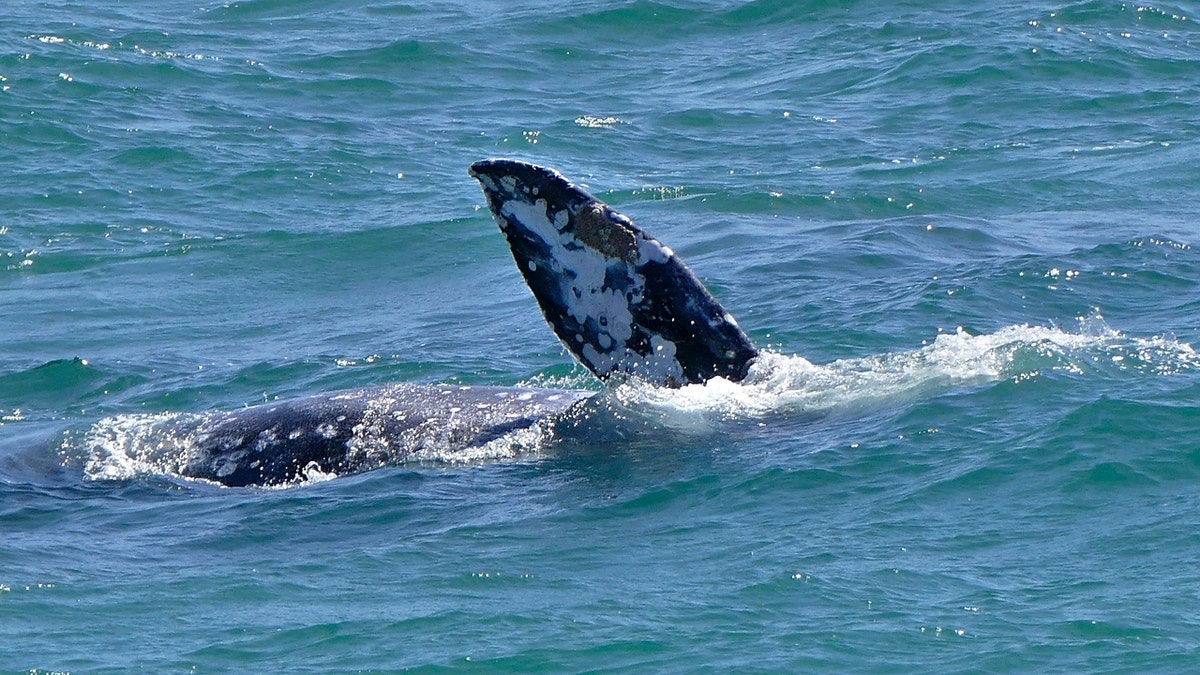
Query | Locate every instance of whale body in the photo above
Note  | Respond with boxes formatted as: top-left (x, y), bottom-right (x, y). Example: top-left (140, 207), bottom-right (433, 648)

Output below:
top-left (165, 385), bottom-right (593, 487)
top-left (88, 160), bottom-right (758, 487)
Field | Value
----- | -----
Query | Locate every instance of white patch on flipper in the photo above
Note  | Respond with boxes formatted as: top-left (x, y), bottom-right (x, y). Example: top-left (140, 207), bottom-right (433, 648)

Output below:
top-left (636, 236), bottom-right (672, 265)
top-left (500, 197), bottom-right (642, 375)
top-left (582, 343), bottom-right (621, 375)
top-left (474, 174), bottom-right (500, 196)
top-left (576, 288), bottom-right (633, 342)
top-left (635, 335), bottom-right (684, 383)
top-left (651, 335), bottom-right (679, 362)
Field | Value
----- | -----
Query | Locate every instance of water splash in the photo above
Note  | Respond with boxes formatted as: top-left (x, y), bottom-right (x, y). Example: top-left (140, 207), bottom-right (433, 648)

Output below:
top-left (80, 411), bottom-right (221, 485)
top-left (615, 318), bottom-right (1198, 423)
top-left (74, 319), bottom-right (1197, 486)
top-left (78, 407), bottom-right (563, 487)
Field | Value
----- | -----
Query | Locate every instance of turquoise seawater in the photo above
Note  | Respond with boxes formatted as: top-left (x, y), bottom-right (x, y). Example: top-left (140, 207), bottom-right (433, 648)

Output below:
top-left (4, 0), bottom-right (1200, 671)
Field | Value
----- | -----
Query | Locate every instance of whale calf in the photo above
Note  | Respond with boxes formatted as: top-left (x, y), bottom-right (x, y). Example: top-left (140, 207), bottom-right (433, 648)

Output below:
top-left (87, 160), bottom-right (758, 487)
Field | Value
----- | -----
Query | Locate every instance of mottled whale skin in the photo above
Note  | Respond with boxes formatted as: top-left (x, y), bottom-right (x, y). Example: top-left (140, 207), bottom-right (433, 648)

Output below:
top-left (179, 385), bottom-right (592, 487)
top-left (103, 160), bottom-right (757, 487)
top-left (469, 159), bottom-right (758, 386)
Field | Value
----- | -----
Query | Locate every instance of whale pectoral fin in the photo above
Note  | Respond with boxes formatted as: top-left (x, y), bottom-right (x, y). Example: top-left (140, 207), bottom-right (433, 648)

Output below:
top-left (469, 159), bottom-right (758, 386)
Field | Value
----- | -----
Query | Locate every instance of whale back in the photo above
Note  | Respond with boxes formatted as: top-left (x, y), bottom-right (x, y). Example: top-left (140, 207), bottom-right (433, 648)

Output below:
top-left (470, 159), bottom-right (758, 387)
top-left (172, 385), bottom-right (592, 486)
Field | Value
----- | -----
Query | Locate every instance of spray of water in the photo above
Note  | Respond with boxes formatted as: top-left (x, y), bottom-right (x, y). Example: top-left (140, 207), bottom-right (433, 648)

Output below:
top-left (610, 317), bottom-right (1198, 425)
top-left (76, 317), bottom-right (1197, 486)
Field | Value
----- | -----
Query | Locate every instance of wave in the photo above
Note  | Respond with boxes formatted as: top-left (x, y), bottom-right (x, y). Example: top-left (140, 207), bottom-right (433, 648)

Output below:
top-left (608, 317), bottom-right (1198, 424)
top-left (72, 317), bottom-right (1197, 487)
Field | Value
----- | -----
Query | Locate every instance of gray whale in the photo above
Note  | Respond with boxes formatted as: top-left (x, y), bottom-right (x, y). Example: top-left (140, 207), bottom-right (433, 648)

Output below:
top-left (173, 384), bottom-right (594, 487)
top-left (89, 160), bottom-right (758, 487)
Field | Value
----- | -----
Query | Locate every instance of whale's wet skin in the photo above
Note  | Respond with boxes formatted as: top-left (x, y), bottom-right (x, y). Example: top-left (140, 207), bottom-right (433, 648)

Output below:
top-left (78, 160), bottom-right (1200, 488)
top-left (468, 159), bottom-right (757, 386)
top-left (83, 160), bottom-right (759, 487)
top-left (86, 385), bottom-right (594, 488)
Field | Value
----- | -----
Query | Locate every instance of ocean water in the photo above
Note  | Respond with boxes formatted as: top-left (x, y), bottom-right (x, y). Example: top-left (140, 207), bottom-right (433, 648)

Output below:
top-left (3, 0), bottom-right (1200, 670)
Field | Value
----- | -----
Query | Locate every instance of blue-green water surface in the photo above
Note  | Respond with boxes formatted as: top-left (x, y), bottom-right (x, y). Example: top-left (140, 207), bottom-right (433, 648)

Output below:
top-left (3, 1), bottom-right (1200, 671)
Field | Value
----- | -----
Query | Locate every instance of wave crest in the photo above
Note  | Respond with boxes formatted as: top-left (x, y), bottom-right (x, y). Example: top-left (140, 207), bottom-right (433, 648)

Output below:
top-left (612, 319), bottom-right (1198, 423)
